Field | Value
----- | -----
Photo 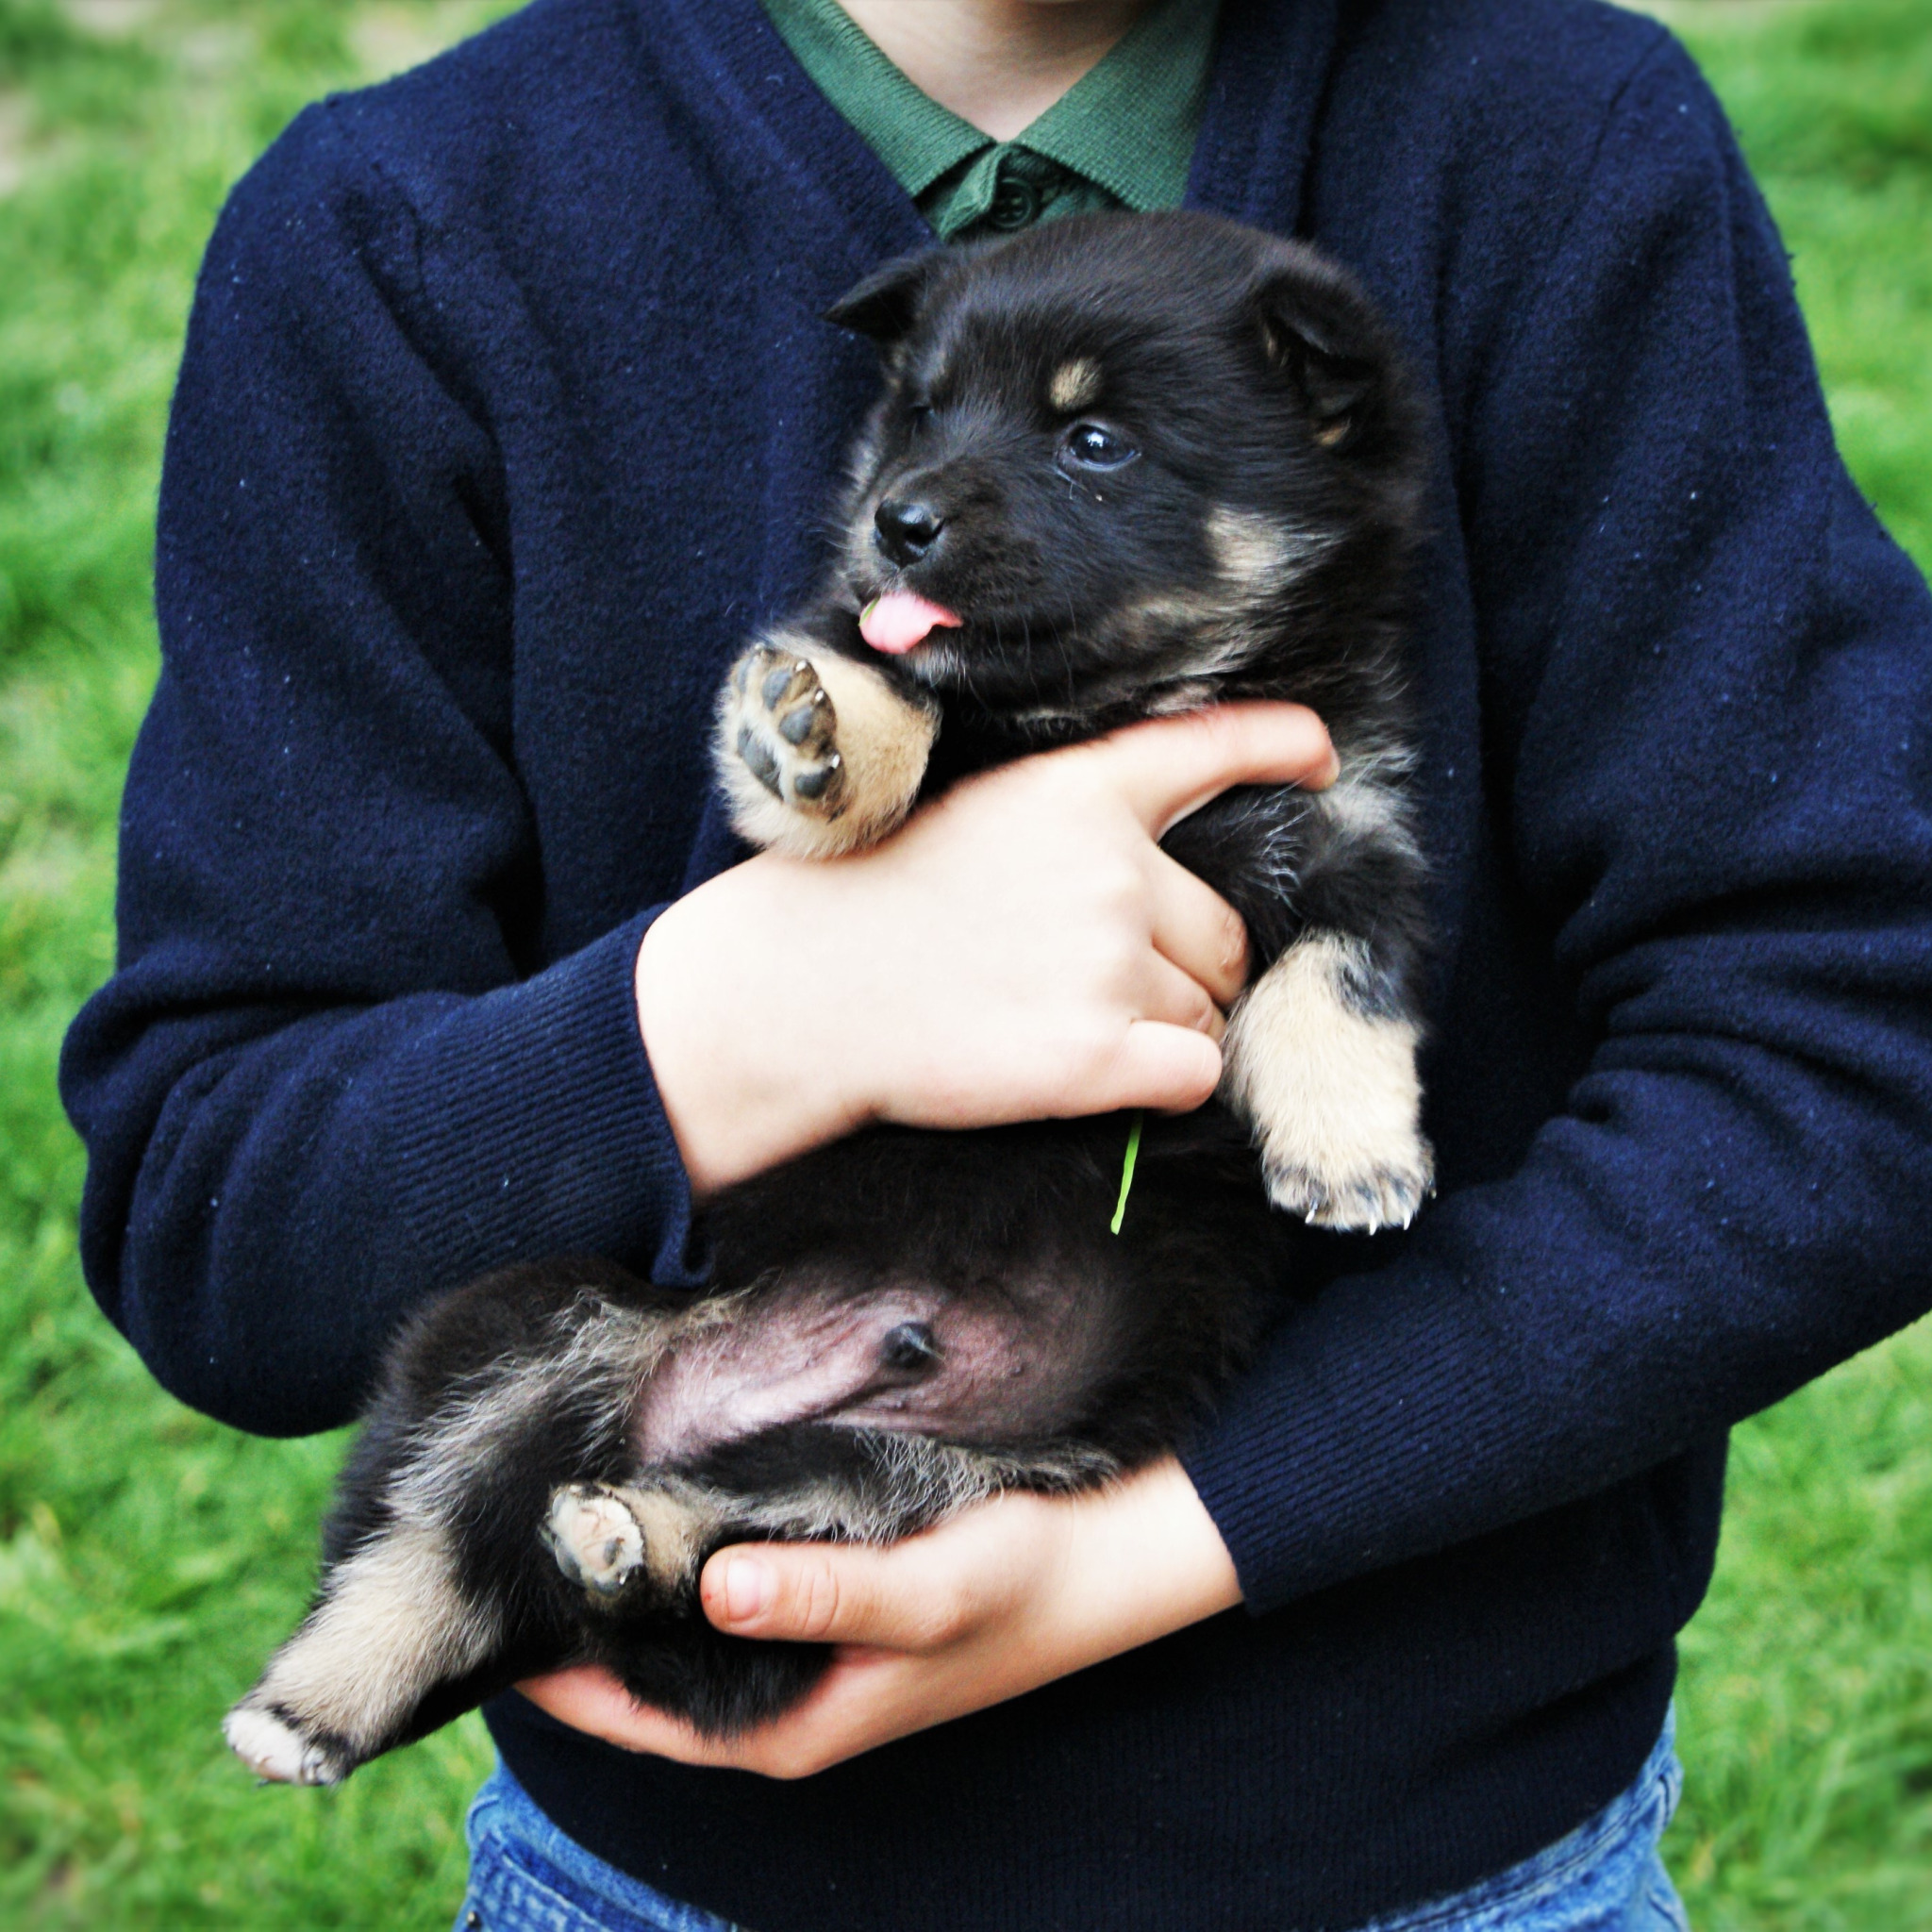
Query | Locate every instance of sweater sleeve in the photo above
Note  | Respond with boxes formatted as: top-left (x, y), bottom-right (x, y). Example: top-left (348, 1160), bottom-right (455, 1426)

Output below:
top-left (1182, 42), bottom-right (1932, 1609)
top-left (58, 107), bottom-right (703, 1438)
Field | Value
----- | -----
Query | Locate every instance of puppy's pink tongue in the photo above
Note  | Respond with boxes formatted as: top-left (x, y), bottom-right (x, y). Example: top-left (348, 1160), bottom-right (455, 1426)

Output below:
top-left (860, 591), bottom-right (962, 655)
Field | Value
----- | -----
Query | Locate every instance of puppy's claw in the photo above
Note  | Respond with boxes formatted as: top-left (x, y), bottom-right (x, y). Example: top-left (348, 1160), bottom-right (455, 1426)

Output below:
top-left (1264, 1140), bottom-right (1434, 1235)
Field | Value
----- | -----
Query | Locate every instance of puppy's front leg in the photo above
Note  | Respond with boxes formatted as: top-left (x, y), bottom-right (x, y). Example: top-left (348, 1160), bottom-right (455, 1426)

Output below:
top-left (719, 629), bottom-right (939, 859)
top-left (1191, 757), bottom-right (1433, 1230)
top-left (1163, 759), bottom-right (1434, 1231)
top-left (1222, 930), bottom-right (1434, 1232)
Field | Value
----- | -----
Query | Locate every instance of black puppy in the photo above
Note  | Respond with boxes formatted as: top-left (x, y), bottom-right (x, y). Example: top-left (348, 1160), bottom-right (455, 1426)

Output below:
top-left (225, 212), bottom-right (1431, 1787)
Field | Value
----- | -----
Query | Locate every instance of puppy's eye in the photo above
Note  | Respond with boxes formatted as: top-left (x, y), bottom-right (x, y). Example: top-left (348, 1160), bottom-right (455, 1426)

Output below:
top-left (907, 402), bottom-right (935, 433)
top-left (1061, 423), bottom-right (1139, 472)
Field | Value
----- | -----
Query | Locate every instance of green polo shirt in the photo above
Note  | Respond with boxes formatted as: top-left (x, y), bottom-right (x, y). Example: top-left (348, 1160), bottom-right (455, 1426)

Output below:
top-left (759, 0), bottom-right (1221, 241)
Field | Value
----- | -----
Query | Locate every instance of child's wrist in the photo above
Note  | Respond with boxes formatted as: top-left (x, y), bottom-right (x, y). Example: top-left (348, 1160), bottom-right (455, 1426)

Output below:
top-left (634, 869), bottom-right (874, 1195)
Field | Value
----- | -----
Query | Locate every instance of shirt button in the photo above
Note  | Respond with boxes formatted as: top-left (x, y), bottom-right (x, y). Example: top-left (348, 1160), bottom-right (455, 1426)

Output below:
top-left (989, 156), bottom-right (1066, 233)
top-left (987, 167), bottom-right (1044, 230)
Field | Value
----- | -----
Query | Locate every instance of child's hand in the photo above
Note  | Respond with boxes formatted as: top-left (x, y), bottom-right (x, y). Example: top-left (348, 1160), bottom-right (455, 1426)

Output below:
top-left (636, 702), bottom-right (1336, 1196)
top-left (516, 1455), bottom-right (1241, 1776)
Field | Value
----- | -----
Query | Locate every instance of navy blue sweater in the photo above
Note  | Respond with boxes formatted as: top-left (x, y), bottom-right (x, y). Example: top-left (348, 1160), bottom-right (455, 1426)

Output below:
top-left (60, 0), bottom-right (1932, 1925)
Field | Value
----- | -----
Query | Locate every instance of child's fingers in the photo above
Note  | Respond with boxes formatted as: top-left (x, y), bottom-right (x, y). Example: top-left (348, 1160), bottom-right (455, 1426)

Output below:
top-left (1095, 1021), bottom-right (1224, 1115)
top-left (1138, 952), bottom-right (1227, 1044)
top-left (1095, 703), bottom-right (1338, 838)
top-left (702, 1543), bottom-right (973, 1652)
top-left (1144, 846), bottom-right (1250, 1007)
top-left (516, 1666), bottom-right (707, 1758)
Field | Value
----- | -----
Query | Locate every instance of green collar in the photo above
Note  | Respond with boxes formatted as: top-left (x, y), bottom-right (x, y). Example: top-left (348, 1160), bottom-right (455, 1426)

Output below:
top-left (760, 0), bottom-right (1219, 239)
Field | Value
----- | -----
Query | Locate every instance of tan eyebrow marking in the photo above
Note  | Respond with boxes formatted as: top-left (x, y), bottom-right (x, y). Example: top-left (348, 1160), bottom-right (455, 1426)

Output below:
top-left (1048, 358), bottom-right (1102, 413)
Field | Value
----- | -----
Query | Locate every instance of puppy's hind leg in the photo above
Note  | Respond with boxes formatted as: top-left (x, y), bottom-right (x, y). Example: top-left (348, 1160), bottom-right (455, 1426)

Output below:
top-left (543, 1478), bottom-right (719, 1603)
top-left (224, 1514), bottom-right (499, 1786)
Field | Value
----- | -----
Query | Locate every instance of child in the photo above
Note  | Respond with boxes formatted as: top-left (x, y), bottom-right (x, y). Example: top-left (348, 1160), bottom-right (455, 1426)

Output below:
top-left (60, 0), bottom-right (1932, 1926)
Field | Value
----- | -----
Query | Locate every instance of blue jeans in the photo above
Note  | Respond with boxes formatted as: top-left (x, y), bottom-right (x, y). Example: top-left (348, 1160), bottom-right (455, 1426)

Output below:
top-left (453, 1716), bottom-right (1689, 1932)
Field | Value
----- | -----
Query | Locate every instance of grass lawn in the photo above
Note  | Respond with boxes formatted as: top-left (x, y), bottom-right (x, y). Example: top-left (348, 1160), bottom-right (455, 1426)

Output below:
top-left (1, 0), bottom-right (1928, 1924)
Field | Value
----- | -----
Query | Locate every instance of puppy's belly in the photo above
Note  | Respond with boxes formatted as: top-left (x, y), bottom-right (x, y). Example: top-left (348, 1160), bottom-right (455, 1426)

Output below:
top-left (631, 1267), bottom-right (1124, 1464)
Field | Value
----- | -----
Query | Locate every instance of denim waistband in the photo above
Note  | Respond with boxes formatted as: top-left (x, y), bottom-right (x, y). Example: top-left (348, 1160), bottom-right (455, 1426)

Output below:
top-left (458, 1764), bottom-right (741, 1932)
top-left (1360, 1709), bottom-right (1686, 1931)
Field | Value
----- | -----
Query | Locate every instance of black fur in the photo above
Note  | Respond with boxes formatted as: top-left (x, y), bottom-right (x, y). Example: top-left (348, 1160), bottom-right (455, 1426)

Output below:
top-left (803, 212), bottom-right (1429, 1001)
top-left (227, 213), bottom-right (1432, 1784)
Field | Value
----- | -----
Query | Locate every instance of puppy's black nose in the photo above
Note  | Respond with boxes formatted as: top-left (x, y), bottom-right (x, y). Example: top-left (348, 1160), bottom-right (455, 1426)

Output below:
top-left (874, 498), bottom-right (944, 566)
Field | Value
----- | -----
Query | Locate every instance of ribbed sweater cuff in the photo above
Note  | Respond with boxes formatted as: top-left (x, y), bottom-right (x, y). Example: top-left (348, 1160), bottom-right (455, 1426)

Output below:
top-left (1180, 1257), bottom-right (1542, 1614)
top-left (378, 908), bottom-right (708, 1299)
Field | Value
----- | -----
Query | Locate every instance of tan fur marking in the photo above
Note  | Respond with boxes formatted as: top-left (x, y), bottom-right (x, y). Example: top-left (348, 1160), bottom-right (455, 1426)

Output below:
top-left (1141, 679), bottom-right (1218, 717)
top-left (1048, 358), bottom-right (1101, 413)
top-left (614, 1483), bottom-right (719, 1593)
top-left (1314, 764), bottom-right (1422, 866)
top-left (1207, 505), bottom-right (1305, 591)
top-left (236, 1520), bottom-right (495, 1763)
top-left (1222, 932), bottom-right (1433, 1231)
top-left (808, 650), bottom-right (937, 845)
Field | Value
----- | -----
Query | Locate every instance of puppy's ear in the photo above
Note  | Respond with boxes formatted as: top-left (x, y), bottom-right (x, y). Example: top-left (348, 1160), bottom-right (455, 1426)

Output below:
top-left (1253, 253), bottom-right (1390, 449)
top-left (826, 250), bottom-right (941, 346)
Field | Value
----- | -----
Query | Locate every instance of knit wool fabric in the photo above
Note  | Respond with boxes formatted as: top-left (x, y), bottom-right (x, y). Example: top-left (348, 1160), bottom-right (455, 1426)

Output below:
top-left (59, 0), bottom-right (1932, 1927)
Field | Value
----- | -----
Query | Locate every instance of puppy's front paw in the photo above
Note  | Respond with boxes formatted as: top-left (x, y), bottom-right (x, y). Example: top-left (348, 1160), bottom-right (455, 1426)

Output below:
top-left (727, 644), bottom-right (847, 819)
top-left (716, 630), bottom-right (938, 859)
top-left (1223, 933), bottom-right (1435, 1235)
top-left (542, 1485), bottom-right (648, 1598)
top-left (1261, 1126), bottom-right (1435, 1233)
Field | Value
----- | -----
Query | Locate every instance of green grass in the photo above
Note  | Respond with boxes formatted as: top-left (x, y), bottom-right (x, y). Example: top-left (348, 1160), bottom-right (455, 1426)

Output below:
top-left (0, 7), bottom-right (516, 1925)
top-left (1630, 6), bottom-right (1932, 1924)
top-left (0, 1), bottom-right (1928, 1924)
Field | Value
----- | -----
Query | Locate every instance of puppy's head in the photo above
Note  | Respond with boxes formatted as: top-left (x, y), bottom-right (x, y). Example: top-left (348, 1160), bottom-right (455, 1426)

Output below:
top-left (827, 211), bottom-right (1421, 720)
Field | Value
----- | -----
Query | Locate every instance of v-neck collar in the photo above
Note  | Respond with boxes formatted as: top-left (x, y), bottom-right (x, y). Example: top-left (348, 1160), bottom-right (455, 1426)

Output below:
top-left (647, 0), bottom-right (1341, 308)
top-left (757, 0), bottom-right (1219, 218)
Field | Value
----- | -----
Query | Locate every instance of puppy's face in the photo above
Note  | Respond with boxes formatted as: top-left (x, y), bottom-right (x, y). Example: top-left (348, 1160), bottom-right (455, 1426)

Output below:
top-left (828, 213), bottom-right (1414, 719)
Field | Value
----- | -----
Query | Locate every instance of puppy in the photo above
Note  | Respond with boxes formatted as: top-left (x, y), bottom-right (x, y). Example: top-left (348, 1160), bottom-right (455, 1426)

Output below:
top-left (225, 212), bottom-right (1431, 1787)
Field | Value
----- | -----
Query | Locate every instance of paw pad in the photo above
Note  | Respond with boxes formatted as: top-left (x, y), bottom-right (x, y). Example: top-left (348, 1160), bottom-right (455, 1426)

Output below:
top-left (729, 646), bottom-right (845, 816)
top-left (543, 1485), bottom-right (647, 1598)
